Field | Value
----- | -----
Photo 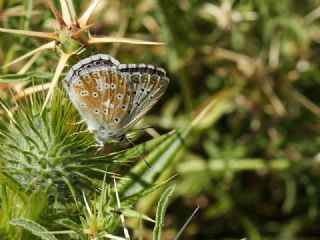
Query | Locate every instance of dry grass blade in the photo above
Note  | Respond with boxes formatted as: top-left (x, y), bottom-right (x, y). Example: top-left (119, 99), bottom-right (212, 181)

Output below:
top-left (103, 233), bottom-right (127, 240)
top-left (18, 52), bottom-right (41, 74)
top-left (15, 83), bottom-right (51, 100)
top-left (3, 6), bottom-right (42, 18)
top-left (2, 41), bottom-right (55, 69)
top-left (172, 206), bottom-right (199, 240)
top-left (291, 89), bottom-right (320, 117)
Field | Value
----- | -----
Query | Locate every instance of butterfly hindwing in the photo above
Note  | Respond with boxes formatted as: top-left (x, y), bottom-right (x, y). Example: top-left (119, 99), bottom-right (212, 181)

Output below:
top-left (116, 64), bottom-right (169, 132)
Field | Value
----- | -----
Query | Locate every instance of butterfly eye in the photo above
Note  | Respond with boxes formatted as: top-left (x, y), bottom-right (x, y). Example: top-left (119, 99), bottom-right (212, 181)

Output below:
top-left (140, 88), bottom-right (145, 93)
top-left (94, 109), bottom-right (100, 114)
top-left (92, 92), bottom-right (98, 98)
top-left (121, 105), bottom-right (127, 110)
top-left (114, 117), bottom-right (120, 123)
top-left (103, 109), bottom-right (108, 114)
top-left (111, 83), bottom-right (116, 89)
top-left (80, 103), bottom-right (86, 108)
top-left (105, 83), bottom-right (110, 89)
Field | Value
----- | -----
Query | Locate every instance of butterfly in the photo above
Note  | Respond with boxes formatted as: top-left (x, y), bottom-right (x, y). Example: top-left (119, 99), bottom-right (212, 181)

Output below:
top-left (63, 54), bottom-right (169, 145)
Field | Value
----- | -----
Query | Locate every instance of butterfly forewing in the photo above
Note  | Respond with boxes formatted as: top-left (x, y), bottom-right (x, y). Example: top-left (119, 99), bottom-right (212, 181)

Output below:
top-left (63, 54), bottom-right (169, 143)
top-left (64, 55), bottom-right (120, 132)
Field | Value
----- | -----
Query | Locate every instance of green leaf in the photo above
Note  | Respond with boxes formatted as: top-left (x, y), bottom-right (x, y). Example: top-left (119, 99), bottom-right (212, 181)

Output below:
top-left (0, 72), bottom-right (55, 82)
top-left (56, 218), bottom-right (85, 237)
top-left (119, 91), bottom-right (234, 198)
top-left (153, 184), bottom-right (176, 240)
top-left (28, 190), bottom-right (47, 220)
top-left (10, 218), bottom-right (57, 240)
top-left (121, 176), bottom-right (175, 207)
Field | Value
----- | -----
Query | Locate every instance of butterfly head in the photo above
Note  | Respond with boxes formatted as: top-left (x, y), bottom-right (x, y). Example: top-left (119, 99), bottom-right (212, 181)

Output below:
top-left (92, 126), bottom-right (127, 145)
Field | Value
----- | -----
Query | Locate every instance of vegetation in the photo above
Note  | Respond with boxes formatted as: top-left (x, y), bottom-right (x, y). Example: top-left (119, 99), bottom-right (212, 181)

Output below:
top-left (0, 0), bottom-right (320, 239)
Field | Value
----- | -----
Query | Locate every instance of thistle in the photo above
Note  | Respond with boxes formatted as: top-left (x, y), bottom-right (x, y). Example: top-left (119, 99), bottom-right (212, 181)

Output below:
top-left (0, 88), bottom-right (124, 203)
top-left (0, 0), bottom-right (164, 111)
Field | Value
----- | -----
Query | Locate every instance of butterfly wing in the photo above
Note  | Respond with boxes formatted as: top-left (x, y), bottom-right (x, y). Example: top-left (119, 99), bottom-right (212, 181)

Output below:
top-left (64, 55), bottom-right (169, 143)
top-left (115, 63), bottom-right (169, 134)
top-left (63, 54), bottom-right (121, 132)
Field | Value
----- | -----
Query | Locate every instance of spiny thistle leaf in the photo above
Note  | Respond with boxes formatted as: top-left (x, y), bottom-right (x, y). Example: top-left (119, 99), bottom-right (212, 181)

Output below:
top-left (0, 87), bottom-right (125, 202)
top-left (10, 218), bottom-right (57, 240)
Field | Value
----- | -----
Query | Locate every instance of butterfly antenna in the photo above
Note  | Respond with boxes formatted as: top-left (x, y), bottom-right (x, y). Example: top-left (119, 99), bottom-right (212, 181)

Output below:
top-left (125, 135), bottom-right (151, 169)
top-left (129, 126), bottom-right (160, 139)
top-left (129, 126), bottom-right (153, 132)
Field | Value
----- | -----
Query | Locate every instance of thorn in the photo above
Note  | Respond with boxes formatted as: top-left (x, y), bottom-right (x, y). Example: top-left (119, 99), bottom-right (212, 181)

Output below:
top-left (71, 24), bottom-right (94, 39)
top-left (0, 28), bottom-right (58, 40)
top-left (113, 175), bottom-right (131, 240)
top-left (87, 36), bottom-right (166, 45)
top-left (45, 0), bottom-right (66, 28)
top-left (2, 41), bottom-right (55, 69)
top-left (41, 53), bottom-right (72, 114)
top-left (59, 0), bottom-right (72, 25)
top-left (78, 0), bottom-right (101, 28)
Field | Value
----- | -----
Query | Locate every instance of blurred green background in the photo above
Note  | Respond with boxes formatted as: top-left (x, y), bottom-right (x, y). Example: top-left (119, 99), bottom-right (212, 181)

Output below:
top-left (1, 0), bottom-right (320, 239)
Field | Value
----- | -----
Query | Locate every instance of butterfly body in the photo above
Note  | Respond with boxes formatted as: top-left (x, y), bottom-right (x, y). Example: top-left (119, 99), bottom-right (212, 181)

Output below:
top-left (63, 54), bottom-right (169, 145)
